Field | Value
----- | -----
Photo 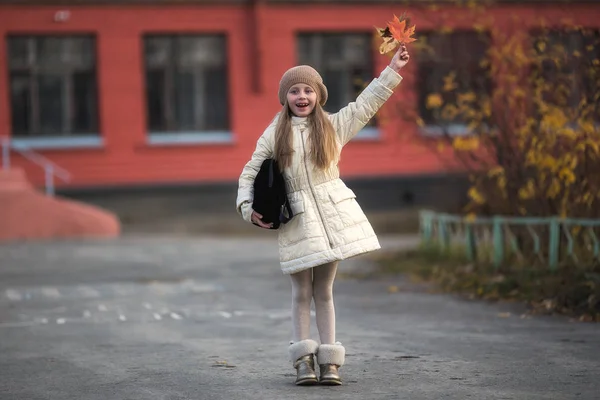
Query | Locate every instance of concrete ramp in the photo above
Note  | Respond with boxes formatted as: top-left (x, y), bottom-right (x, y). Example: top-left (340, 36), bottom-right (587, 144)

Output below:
top-left (0, 168), bottom-right (120, 241)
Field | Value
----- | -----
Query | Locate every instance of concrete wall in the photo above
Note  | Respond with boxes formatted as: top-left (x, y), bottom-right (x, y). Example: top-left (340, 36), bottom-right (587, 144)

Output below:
top-left (58, 172), bottom-right (469, 235)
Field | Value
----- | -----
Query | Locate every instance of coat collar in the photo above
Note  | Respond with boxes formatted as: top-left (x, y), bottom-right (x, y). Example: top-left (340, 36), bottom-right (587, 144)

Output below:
top-left (291, 116), bottom-right (308, 128)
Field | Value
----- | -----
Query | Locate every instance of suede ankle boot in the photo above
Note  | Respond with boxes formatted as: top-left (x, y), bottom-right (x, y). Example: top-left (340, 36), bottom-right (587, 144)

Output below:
top-left (288, 339), bottom-right (319, 386)
top-left (316, 342), bottom-right (345, 386)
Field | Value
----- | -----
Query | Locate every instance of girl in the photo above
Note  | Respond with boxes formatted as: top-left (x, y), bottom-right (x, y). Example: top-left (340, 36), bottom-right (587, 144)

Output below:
top-left (236, 45), bottom-right (409, 386)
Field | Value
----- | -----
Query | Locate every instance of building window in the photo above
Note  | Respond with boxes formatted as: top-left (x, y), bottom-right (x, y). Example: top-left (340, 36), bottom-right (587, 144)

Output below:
top-left (297, 33), bottom-right (376, 130)
top-left (144, 34), bottom-right (229, 135)
top-left (533, 29), bottom-right (600, 117)
top-left (417, 31), bottom-right (491, 132)
top-left (7, 35), bottom-right (98, 138)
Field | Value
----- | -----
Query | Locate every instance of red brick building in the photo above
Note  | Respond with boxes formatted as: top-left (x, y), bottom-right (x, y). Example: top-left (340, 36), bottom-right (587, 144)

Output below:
top-left (0, 0), bottom-right (598, 213)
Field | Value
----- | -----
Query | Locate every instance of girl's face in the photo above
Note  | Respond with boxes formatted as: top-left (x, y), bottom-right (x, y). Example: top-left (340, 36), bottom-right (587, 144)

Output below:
top-left (287, 84), bottom-right (317, 117)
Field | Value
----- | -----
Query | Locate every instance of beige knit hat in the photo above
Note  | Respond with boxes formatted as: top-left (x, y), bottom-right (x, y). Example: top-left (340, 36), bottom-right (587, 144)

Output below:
top-left (278, 65), bottom-right (328, 106)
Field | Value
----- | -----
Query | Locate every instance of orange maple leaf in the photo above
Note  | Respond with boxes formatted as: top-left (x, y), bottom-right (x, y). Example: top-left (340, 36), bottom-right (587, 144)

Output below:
top-left (387, 14), bottom-right (417, 44)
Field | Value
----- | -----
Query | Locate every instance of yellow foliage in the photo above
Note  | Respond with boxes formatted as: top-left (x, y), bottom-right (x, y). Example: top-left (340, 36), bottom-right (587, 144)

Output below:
top-left (457, 91), bottom-right (477, 103)
top-left (487, 166), bottom-right (504, 177)
top-left (468, 187), bottom-right (485, 204)
top-left (518, 180), bottom-right (536, 200)
top-left (452, 136), bottom-right (480, 151)
top-left (540, 155), bottom-right (558, 171)
top-left (541, 109), bottom-right (569, 131)
top-left (513, 87), bottom-right (527, 99)
top-left (578, 120), bottom-right (595, 134)
top-left (466, 0), bottom-right (479, 9)
top-left (576, 139), bottom-right (600, 154)
top-left (443, 72), bottom-right (458, 92)
top-left (473, 23), bottom-right (486, 33)
top-left (481, 99), bottom-right (492, 118)
top-left (560, 210), bottom-right (567, 219)
top-left (442, 104), bottom-right (460, 121)
top-left (547, 179), bottom-right (561, 198)
top-left (536, 41), bottom-right (546, 52)
top-left (467, 120), bottom-right (480, 132)
top-left (558, 168), bottom-right (576, 184)
top-left (559, 127), bottom-right (576, 139)
top-left (497, 176), bottom-right (507, 191)
top-left (426, 93), bottom-right (443, 109)
top-left (426, 21), bottom-right (600, 220)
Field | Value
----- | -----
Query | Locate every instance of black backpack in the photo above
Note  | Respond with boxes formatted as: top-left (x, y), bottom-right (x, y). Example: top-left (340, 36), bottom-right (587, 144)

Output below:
top-left (252, 158), bottom-right (293, 230)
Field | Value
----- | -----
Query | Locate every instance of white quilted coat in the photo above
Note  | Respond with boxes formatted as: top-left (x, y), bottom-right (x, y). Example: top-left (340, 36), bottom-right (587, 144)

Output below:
top-left (236, 66), bottom-right (403, 275)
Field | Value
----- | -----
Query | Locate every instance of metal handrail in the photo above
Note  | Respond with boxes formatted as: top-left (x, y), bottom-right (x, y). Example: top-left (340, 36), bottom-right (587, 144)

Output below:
top-left (1, 136), bottom-right (71, 196)
top-left (419, 210), bottom-right (600, 270)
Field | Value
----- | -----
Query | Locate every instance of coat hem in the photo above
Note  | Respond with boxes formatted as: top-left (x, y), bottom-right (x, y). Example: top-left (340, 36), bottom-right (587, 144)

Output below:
top-left (280, 236), bottom-right (381, 275)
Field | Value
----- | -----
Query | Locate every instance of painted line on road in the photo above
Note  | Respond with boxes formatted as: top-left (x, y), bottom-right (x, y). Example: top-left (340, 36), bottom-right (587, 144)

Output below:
top-left (1, 307), bottom-right (296, 329)
top-left (3, 280), bottom-right (223, 304)
top-left (0, 317), bottom-right (48, 328)
top-left (5, 289), bottom-right (23, 301)
top-left (41, 287), bottom-right (61, 298)
top-left (77, 286), bottom-right (101, 298)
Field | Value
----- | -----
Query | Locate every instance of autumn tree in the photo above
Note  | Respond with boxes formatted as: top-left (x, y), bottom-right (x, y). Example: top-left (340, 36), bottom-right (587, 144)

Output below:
top-left (374, 2), bottom-right (600, 319)
top-left (400, 1), bottom-right (600, 219)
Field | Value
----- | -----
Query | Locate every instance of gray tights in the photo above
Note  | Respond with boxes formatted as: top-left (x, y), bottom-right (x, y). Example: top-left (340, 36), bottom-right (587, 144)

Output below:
top-left (290, 261), bottom-right (338, 344)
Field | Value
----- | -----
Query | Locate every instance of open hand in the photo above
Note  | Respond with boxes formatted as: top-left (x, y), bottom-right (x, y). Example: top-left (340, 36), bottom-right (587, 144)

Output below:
top-left (389, 44), bottom-right (410, 72)
top-left (251, 211), bottom-right (273, 229)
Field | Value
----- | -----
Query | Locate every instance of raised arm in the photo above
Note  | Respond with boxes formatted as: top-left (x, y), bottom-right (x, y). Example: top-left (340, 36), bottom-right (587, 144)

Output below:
top-left (330, 45), bottom-right (409, 146)
top-left (236, 119), bottom-right (277, 222)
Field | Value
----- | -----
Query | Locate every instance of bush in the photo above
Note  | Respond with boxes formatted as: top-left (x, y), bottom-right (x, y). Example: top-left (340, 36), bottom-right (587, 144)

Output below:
top-left (375, 245), bottom-right (600, 321)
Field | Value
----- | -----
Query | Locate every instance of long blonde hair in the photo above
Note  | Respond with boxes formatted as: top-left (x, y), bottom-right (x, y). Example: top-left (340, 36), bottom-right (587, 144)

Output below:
top-left (274, 101), bottom-right (338, 170)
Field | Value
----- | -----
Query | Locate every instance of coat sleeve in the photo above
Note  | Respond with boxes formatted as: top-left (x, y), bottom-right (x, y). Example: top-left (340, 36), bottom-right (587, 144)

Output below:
top-left (235, 119), bottom-right (276, 223)
top-left (329, 66), bottom-right (403, 146)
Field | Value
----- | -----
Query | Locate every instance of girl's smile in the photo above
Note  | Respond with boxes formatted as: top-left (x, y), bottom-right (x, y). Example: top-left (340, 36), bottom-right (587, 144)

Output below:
top-left (287, 84), bottom-right (317, 117)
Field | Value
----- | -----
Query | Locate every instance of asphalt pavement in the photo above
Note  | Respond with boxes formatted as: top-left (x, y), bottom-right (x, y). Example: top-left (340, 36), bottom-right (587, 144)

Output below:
top-left (0, 234), bottom-right (598, 400)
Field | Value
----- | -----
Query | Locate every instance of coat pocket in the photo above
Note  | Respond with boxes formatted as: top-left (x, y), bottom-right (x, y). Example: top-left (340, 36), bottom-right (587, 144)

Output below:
top-left (328, 187), bottom-right (364, 228)
top-left (329, 187), bottom-right (357, 204)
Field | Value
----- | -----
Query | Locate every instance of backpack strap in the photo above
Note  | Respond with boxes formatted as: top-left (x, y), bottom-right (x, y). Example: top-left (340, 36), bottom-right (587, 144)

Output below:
top-left (268, 159), bottom-right (275, 187)
top-left (279, 198), bottom-right (294, 224)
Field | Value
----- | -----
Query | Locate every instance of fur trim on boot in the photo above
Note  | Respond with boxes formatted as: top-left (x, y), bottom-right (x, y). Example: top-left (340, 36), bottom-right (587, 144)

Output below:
top-left (288, 339), bottom-right (319, 362)
top-left (289, 339), bottom-right (320, 386)
top-left (317, 342), bottom-right (345, 386)
top-left (316, 342), bottom-right (345, 366)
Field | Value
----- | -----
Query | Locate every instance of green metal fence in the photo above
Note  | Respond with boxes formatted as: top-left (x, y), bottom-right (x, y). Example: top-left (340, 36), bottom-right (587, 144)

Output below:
top-left (419, 210), bottom-right (600, 270)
